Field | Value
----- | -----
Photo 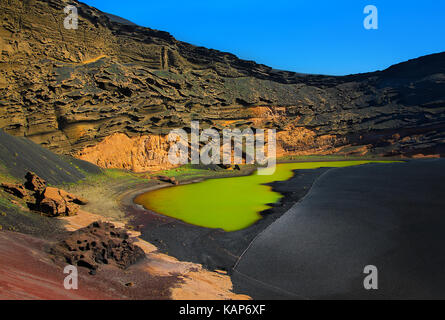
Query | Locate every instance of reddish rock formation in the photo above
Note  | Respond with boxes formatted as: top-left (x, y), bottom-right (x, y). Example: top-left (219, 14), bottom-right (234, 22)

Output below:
top-left (0, 230), bottom-right (175, 299)
top-left (1, 183), bottom-right (28, 198)
top-left (24, 171), bottom-right (46, 194)
top-left (37, 187), bottom-right (87, 217)
top-left (75, 133), bottom-right (177, 172)
top-left (51, 221), bottom-right (146, 274)
top-left (0, 172), bottom-right (87, 217)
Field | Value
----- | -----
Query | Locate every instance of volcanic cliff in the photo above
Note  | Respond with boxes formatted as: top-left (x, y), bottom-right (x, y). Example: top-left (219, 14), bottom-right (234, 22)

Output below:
top-left (1, 0), bottom-right (444, 171)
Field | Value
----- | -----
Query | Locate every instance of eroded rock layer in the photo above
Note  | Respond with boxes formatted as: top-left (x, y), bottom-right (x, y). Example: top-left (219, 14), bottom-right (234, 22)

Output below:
top-left (1, 0), bottom-right (444, 171)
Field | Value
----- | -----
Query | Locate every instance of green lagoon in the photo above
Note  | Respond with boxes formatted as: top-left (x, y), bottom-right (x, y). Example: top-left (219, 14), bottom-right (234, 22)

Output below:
top-left (135, 161), bottom-right (396, 231)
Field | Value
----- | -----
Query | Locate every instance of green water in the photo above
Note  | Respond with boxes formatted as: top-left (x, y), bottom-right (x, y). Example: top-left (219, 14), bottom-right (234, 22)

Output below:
top-left (135, 161), bottom-right (396, 231)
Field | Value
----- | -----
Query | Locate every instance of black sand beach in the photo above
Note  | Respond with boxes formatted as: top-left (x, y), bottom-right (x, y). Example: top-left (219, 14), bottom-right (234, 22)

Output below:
top-left (232, 159), bottom-right (445, 299)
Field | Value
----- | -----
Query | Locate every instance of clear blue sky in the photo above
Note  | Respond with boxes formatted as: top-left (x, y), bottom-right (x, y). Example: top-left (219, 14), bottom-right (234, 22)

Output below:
top-left (81, 0), bottom-right (445, 75)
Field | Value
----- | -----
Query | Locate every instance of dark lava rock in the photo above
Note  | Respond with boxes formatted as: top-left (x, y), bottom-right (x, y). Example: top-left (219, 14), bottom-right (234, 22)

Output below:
top-left (154, 175), bottom-right (178, 185)
top-left (51, 221), bottom-right (146, 273)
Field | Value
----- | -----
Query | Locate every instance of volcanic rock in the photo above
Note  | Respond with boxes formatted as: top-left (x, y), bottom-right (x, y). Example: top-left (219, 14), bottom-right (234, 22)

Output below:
top-left (24, 171), bottom-right (46, 195)
top-left (0, 183), bottom-right (28, 199)
top-left (51, 221), bottom-right (146, 274)
top-left (153, 175), bottom-right (179, 185)
top-left (0, 172), bottom-right (87, 216)
top-left (169, 177), bottom-right (178, 185)
top-left (0, 0), bottom-right (444, 171)
top-left (37, 187), bottom-right (86, 217)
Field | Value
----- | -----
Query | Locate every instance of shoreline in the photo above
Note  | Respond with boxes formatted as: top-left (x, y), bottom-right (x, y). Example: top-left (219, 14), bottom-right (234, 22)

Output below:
top-left (0, 167), bottom-right (254, 300)
top-left (0, 156), bottom-right (421, 299)
top-left (123, 158), bottom-right (406, 230)
top-left (232, 159), bottom-right (445, 299)
top-left (122, 163), bottom-right (334, 273)
top-left (124, 158), bottom-right (399, 224)
top-left (1, 159), bottom-right (403, 299)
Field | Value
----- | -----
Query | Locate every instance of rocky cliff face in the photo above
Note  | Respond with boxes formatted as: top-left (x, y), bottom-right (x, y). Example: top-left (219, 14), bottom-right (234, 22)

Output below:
top-left (1, 0), bottom-right (444, 171)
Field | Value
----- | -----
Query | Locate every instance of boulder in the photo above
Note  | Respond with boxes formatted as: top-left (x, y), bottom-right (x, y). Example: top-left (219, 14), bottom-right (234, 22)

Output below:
top-left (1, 183), bottom-right (28, 198)
top-left (154, 175), bottom-right (179, 185)
top-left (24, 171), bottom-right (46, 194)
top-left (61, 191), bottom-right (89, 205)
top-left (51, 221), bottom-right (146, 274)
top-left (169, 176), bottom-right (179, 185)
top-left (37, 187), bottom-right (85, 217)
top-left (0, 172), bottom-right (88, 217)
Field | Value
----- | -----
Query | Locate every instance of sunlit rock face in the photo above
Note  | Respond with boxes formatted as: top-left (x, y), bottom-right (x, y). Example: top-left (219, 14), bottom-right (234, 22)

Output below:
top-left (1, 0), bottom-right (444, 171)
top-left (75, 133), bottom-right (176, 172)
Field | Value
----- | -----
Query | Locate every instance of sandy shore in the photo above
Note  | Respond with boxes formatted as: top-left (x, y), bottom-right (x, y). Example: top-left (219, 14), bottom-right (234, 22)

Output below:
top-left (0, 206), bottom-right (250, 300)
top-left (60, 209), bottom-right (250, 300)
